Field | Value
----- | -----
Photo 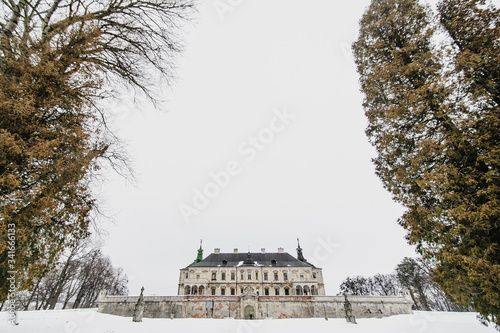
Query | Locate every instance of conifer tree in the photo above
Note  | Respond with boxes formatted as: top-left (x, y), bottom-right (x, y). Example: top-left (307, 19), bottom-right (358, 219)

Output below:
top-left (0, 0), bottom-right (194, 302)
top-left (353, 0), bottom-right (499, 327)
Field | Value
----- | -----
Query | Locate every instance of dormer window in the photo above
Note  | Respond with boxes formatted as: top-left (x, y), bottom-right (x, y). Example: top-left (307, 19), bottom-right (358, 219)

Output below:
top-left (271, 259), bottom-right (277, 265)
top-left (222, 259), bottom-right (228, 265)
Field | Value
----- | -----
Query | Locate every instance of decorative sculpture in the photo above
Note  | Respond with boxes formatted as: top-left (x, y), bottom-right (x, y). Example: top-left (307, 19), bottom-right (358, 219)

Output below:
top-left (344, 293), bottom-right (357, 324)
top-left (132, 287), bottom-right (145, 322)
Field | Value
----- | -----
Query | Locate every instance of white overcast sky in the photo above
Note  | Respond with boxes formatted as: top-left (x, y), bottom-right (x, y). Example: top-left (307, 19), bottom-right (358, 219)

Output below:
top-left (98, 0), bottom-right (428, 296)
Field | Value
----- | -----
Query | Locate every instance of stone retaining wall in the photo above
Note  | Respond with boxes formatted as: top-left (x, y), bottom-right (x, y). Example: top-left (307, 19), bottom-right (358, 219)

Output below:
top-left (97, 292), bottom-right (413, 320)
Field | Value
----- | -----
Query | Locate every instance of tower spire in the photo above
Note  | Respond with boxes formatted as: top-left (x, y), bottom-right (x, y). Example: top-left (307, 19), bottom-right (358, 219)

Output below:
top-left (193, 239), bottom-right (203, 264)
top-left (296, 237), bottom-right (307, 262)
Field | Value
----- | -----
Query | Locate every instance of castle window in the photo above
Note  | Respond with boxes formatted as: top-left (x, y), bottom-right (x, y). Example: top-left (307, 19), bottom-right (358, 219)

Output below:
top-left (283, 272), bottom-right (288, 280)
top-left (255, 271), bottom-right (258, 280)
top-left (284, 288), bottom-right (290, 295)
top-left (231, 272), bottom-right (235, 280)
top-left (231, 288), bottom-right (235, 295)
top-left (240, 288), bottom-right (244, 294)
top-left (313, 272), bottom-right (317, 279)
top-left (221, 288), bottom-right (226, 295)
top-left (241, 272), bottom-right (244, 280)
top-left (296, 286), bottom-right (303, 295)
top-left (185, 272), bottom-right (188, 279)
top-left (264, 272), bottom-right (268, 280)
top-left (274, 272), bottom-right (279, 281)
top-left (304, 286), bottom-right (310, 295)
top-left (192, 286), bottom-right (198, 295)
top-left (221, 272), bottom-right (226, 280)
top-left (271, 259), bottom-right (277, 265)
top-left (248, 272), bottom-right (252, 280)
top-left (311, 286), bottom-right (317, 295)
top-left (184, 286), bottom-right (190, 295)
top-left (211, 288), bottom-right (216, 295)
top-left (275, 288), bottom-right (280, 296)
top-left (222, 259), bottom-right (228, 265)
top-left (196, 274), bottom-right (200, 280)
top-left (264, 288), bottom-right (269, 296)
top-left (212, 272), bottom-right (217, 281)
top-left (300, 274), bottom-right (304, 280)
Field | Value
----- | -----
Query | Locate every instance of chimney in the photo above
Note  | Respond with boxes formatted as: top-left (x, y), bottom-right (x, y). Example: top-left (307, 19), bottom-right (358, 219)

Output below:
top-left (214, 248), bottom-right (220, 254)
top-left (234, 248), bottom-right (238, 254)
top-left (278, 247), bottom-right (284, 253)
top-left (261, 248), bottom-right (266, 254)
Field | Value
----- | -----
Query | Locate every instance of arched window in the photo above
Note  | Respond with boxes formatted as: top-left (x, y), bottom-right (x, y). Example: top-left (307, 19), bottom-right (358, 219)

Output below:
top-left (311, 286), bottom-right (317, 295)
top-left (296, 286), bottom-right (303, 295)
top-left (304, 286), bottom-right (310, 295)
top-left (192, 286), bottom-right (198, 295)
top-left (184, 286), bottom-right (191, 295)
top-left (264, 288), bottom-right (270, 296)
top-left (284, 287), bottom-right (290, 295)
top-left (199, 286), bottom-right (205, 295)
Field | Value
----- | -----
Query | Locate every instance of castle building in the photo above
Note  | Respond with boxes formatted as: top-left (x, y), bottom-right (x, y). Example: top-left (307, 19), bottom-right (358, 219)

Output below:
top-left (178, 241), bottom-right (325, 297)
top-left (97, 240), bottom-right (413, 320)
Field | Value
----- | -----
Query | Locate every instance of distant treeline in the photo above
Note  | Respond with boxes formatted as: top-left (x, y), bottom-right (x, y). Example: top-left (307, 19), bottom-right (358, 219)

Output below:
top-left (338, 257), bottom-right (470, 312)
top-left (1, 240), bottom-right (128, 311)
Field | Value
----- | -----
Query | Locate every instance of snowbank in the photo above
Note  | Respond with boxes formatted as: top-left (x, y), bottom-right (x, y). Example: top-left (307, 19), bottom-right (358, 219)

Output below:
top-left (0, 309), bottom-right (497, 333)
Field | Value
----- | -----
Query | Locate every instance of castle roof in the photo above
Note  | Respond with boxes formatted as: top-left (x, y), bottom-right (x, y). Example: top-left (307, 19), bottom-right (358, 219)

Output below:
top-left (188, 251), bottom-right (316, 268)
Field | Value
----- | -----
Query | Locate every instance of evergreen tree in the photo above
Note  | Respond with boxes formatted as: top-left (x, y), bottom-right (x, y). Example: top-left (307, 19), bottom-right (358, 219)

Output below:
top-left (0, 0), bottom-right (194, 301)
top-left (353, 0), bottom-right (499, 327)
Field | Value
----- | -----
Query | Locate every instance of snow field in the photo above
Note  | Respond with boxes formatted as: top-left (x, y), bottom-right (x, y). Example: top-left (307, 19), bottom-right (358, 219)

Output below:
top-left (0, 309), bottom-right (497, 333)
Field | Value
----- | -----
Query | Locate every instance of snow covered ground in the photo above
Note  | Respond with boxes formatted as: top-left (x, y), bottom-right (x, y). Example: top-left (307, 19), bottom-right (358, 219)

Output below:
top-left (1, 309), bottom-right (497, 333)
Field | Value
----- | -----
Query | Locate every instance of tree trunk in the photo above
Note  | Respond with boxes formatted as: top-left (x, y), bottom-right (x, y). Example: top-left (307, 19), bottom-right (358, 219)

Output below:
top-left (24, 279), bottom-right (41, 310)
